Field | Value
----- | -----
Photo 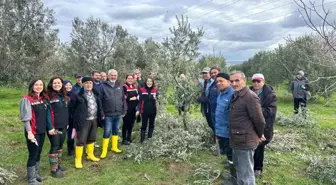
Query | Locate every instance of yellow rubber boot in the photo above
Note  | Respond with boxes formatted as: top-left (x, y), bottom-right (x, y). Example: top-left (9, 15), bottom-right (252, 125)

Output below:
top-left (86, 143), bottom-right (100, 162)
top-left (111, 135), bottom-right (122, 153)
top-left (75, 146), bottom-right (83, 169)
top-left (100, 138), bottom-right (109, 159)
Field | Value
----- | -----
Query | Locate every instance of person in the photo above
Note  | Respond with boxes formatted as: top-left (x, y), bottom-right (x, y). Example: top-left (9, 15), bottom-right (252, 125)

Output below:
top-left (70, 77), bottom-right (104, 168)
top-left (138, 77), bottom-right (159, 143)
top-left (92, 71), bottom-right (101, 91)
top-left (198, 67), bottom-right (214, 133)
top-left (133, 73), bottom-right (141, 123)
top-left (99, 69), bottom-right (127, 158)
top-left (250, 74), bottom-right (277, 176)
top-left (100, 72), bottom-right (107, 82)
top-left (134, 69), bottom-right (145, 88)
top-left (46, 77), bottom-right (70, 178)
top-left (72, 74), bottom-right (82, 94)
top-left (291, 70), bottom-right (310, 117)
top-left (208, 67), bottom-right (220, 145)
top-left (20, 79), bottom-right (56, 184)
top-left (214, 73), bottom-right (235, 182)
top-left (223, 71), bottom-right (265, 185)
top-left (63, 80), bottom-right (75, 156)
top-left (122, 74), bottom-right (139, 145)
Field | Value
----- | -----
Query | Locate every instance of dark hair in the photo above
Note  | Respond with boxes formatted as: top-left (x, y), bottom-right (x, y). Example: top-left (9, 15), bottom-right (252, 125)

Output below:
top-left (28, 79), bottom-right (46, 99)
top-left (47, 76), bottom-right (68, 102)
top-left (125, 74), bottom-right (134, 80)
top-left (210, 66), bottom-right (221, 72)
top-left (91, 71), bottom-right (100, 76)
top-left (145, 77), bottom-right (155, 88)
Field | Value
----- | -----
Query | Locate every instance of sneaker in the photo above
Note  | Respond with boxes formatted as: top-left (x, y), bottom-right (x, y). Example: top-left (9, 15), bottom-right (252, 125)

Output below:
top-left (94, 142), bottom-right (100, 148)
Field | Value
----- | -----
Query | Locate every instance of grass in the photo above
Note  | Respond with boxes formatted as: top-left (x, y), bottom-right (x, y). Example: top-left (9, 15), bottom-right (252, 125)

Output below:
top-left (1, 85), bottom-right (336, 185)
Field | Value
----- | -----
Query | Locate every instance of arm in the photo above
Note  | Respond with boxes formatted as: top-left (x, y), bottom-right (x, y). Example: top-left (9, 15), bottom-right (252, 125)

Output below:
top-left (291, 81), bottom-right (294, 93)
top-left (262, 94), bottom-right (278, 118)
top-left (20, 98), bottom-right (32, 132)
top-left (121, 88), bottom-right (127, 116)
top-left (137, 90), bottom-right (142, 112)
top-left (247, 94), bottom-right (266, 138)
top-left (46, 102), bottom-right (54, 131)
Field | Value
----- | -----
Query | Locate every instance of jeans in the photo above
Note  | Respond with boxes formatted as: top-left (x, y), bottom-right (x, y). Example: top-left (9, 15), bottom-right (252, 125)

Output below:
top-left (233, 148), bottom-right (256, 185)
top-left (104, 116), bottom-right (121, 138)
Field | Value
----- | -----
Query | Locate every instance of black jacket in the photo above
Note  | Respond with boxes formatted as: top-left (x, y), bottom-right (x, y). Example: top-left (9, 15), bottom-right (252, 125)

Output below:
top-left (251, 84), bottom-right (277, 144)
top-left (69, 88), bottom-right (104, 130)
top-left (99, 81), bottom-right (127, 116)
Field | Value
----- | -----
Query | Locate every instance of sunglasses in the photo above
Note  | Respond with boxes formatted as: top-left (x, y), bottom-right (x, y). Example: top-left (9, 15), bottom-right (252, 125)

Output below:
top-left (230, 79), bottom-right (240, 83)
top-left (252, 80), bottom-right (261, 83)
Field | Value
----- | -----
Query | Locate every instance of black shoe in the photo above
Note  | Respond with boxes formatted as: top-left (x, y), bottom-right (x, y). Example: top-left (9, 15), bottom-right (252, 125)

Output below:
top-left (58, 164), bottom-right (68, 171)
top-left (140, 130), bottom-right (146, 143)
top-left (51, 169), bottom-right (64, 178)
top-left (122, 140), bottom-right (130, 145)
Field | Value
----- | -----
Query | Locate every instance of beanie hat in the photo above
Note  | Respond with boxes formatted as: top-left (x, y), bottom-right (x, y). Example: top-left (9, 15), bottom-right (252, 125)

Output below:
top-left (298, 70), bottom-right (304, 76)
top-left (251, 73), bottom-right (265, 81)
top-left (63, 80), bottom-right (72, 86)
top-left (216, 73), bottom-right (230, 81)
top-left (82, 76), bottom-right (93, 84)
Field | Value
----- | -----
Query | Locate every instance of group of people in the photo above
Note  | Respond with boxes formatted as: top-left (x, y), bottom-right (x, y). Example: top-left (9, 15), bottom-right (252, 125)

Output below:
top-left (198, 68), bottom-right (309, 185)
top-left (20, 69), bottom-right (159, 185)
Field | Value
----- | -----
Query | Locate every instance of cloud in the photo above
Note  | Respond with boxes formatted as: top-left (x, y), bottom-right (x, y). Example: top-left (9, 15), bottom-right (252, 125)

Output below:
top-left (43, 0), bottom-right (323, 62)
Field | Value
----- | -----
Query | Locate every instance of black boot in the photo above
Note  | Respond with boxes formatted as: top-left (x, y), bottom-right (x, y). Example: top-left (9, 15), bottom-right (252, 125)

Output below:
top-left (35, 162), bottom-right (43, 182)
top-left (67, 141), bottom-right (74, 156)
top-left (122, 140), bottom-right (130, 145)
top-left (49, 154), bottom-right (64, 178)
top-left (57, 150), bottom-right (68, 171)
top-left (27, 166), bottom-right (40, 185)
top-left (148, 128), bottom-right (153, 139)
top-left (140, 130), bottom-right (146, 143)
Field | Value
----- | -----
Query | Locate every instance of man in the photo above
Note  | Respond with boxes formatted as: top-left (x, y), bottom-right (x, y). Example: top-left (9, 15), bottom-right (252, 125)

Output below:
top-left (91, 71), bottom-right (101, 91)
top-left (208, 67), bottom-right (220, 145)
top-left (224, 71), bottom-right (265, 185)
top-left (72, 74), bottom-right (82, 94)
top-left (100, 72), bottom-right (107, 82)
top-left (198, 67), bottom-right (214, 132)
top-left (291, 70), bottom-right (310, 117)
top-left (215, 73), bottom-right (235, 183)
top-left (134, 69), bottom-right (145, 88)
top-left (99, 69), bottom-right (127, 158)
top-left (250, 73), bottom-right (277, 176)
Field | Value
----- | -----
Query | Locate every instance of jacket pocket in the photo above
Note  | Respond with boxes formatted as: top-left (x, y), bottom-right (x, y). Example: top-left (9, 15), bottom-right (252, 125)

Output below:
top-left (231, 129), bottom-right (246, 144)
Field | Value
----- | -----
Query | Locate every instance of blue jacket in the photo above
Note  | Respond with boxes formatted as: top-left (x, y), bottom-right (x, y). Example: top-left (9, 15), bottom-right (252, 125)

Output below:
top-left (199, 79), bottom-right (214, 115)
top-left (215, 86), bottom-right (234, 138)
top-left (72, 83), bottom-right (82, 94)
top-left (208, 80), bottom-right (219, 113)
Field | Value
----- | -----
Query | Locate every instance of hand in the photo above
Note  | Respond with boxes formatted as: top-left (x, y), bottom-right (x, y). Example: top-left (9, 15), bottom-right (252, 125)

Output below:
top-left (130, 97), bottom-right (137, 101)
top-left (122, 115), bottom-right (125, 118)
top-left (259, 135), bottom-right (266, 142)
top-left (101, 116), bottom-right (105, 120)
top-left (136, 111), bottom-right (140, 116)
top-left (48, 129), bottom-right (56, 135)
top-left (27, 131), bottom-right (35, 142)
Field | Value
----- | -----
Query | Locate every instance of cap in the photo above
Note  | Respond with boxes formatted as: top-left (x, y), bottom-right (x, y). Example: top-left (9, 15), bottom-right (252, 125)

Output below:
top-left (216, 73), bottom-right (230, 81)
top-left (82, 76), bottom-right (93, 84)
top-left (251, 73), bottom-right (265, 81)
top-left (201, 67), bottom-right (211, 74)
top-left (75, 74), bottom-right (82, 78)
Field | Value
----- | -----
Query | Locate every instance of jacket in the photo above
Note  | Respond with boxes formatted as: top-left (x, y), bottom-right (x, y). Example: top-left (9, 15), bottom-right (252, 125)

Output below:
top-left (199, 78), bottom-right (214, 115)
top-left (123, 83), bottom-right (139, 111)
top-left (208, 80), bottom-right (219, 113)
top-left (99, 81), bottom-right (127, 116)
top-left (291, 77), bottom-right (310, 100)
top-left (138, 87), bottom-right (158, 114)
top-left (69, 88), bottom-right (104, 131)
top-left (250, 84), bottom-right (277, 143)
top-left (48, 93), bottom-right (70, 129)
top-left (229, 86), bottom-right (265, 149)
top-left (215, 86), bottom-right (234, 138)
top-left (72, 83), bottom-right (82, 94)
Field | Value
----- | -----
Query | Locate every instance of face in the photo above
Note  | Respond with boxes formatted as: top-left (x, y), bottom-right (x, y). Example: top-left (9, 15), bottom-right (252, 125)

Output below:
top-left (76, 77), bottom-right (82, 84)
top-left (92, 72), bottom-right (101, 82)
top-left (100, 72), bottom-right (107, 81)
top-left (146, 78), bottom-right (153, 87)
top-left (109, 72), bottom-right (118, 81)
top-left (202, 72), bottom-right (210, 80)
top-left (33, 80), bottom-right (44, 94)
top-left (297, 74), bottom-right (303, 79)
top-left (133, 74), bottom-right (138, 79)
top-left (52, 78), bottom-right (63, 91)
top-left (216, 77), bottom-right (231, 91)
top-left (135, 72), bottom-right (141, 78)
top-left (126, 75), bottom-right (134, 84)
top-left (210, 69), bottom-right (219, 79)
top-left (230, 73), bottom-right (246, 91)
top-left (65, 82), bottom-right (72, 92)
top-left (83, 81), bottom-right (93, 91)
top-left (252, 79), bottom-right (265, 91)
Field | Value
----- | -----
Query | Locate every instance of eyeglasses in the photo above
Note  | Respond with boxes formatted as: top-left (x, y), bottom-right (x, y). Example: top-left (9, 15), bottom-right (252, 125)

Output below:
top-left (252, 80), bottom-right (261, 83)
top-left (230, 79), bottom-right (240, 83)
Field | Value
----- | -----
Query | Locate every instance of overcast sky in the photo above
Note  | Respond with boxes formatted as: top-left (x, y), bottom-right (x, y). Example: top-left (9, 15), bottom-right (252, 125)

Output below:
top-left (44, 0), bottom-right (336, 64)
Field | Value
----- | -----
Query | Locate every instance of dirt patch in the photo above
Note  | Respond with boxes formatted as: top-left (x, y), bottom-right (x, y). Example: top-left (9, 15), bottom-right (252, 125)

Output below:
top-left (89, 162), bottom-right (101, 174)
top-left (164, 161), bottom-right (193, 173)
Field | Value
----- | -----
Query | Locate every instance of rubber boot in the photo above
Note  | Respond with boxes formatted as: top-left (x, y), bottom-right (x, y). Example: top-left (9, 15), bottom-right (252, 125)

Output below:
top-left (49, 154), bottom-right (64, 178)
top-left (86, 143), bottom-right (100, 161)
top-left (35, 161), bottom-right (43, 182)
top-left (111, 135), bottom-right (122, 153)
top-left (27, 166), bottom-right (40, 185)
top-left (100, 138), bottom-right (109, 159)
top-left (140, 129), bottom-right (146, 143)
top-left (57, 149), bottom-right (68, 171)
top-left (75, 146), bottom-right (83, 169)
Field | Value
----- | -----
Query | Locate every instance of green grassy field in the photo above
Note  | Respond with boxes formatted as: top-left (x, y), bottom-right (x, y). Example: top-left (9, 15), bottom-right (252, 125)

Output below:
top-left (0, 86), bottom-right (335, 185)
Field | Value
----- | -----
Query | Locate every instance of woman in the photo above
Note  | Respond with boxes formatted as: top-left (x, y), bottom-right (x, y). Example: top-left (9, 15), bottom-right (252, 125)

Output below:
top-left (138, 77), bottom-right (159, 143)
top-left (46, 77), bottom-right (70, 178)
top-left (122, 74), bottom-right (138, 145)
top-left (70, 77), bottom-right (103, 168)
top-left (20, 79), bottom-right (55, 184)
top-left (63, 80), bottom-right (75, 156)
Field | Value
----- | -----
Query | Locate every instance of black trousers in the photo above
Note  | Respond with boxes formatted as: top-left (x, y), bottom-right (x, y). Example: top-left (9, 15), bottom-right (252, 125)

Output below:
top-left (254, 140), bottom-right (270, 171)
top-left (122, 108), bottom-right (136, 141)
top-left (76, 119), bottom-right (97, 146)
top-left (141, 112), bottom-right (156, 135)
top-left (48, 127), bottom-right (67, 154)
top-left (25, 132), bottom-right (45, 167)
top-left (204, 112), bottom-right (213, 131)
top-left (294, 98), bottom-right (307, 114)
top-left (218, 136), bottom-right (233, 161)
top-left (67, 121), bottom-right (74, 146)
